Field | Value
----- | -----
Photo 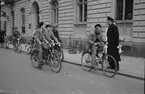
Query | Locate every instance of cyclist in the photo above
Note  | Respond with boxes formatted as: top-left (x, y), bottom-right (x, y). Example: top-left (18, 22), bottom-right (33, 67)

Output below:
top-left (12, 27), bottom-right (21, 47)
top-left (52, 25), bottom-right (62, 43)
top-left (33, 22), bottom-right (48, 68)
top-left (44, 24), bottom-right (60, 46)
top-left (87, 24), bottom-right (106, 67)
top-left (41, 24), bottom-right (60, 58)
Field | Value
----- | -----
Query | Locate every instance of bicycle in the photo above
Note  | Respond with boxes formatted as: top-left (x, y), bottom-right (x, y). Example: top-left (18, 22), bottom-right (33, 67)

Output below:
top-left (81, 42), bottom-right (117, 78)
top-left (13, 36), bottom-right (22, 53)
top-left (68, 37), bottom-right (83, 54)
top-left (53, 42), bottom-right (64, 61)
top-left (25, 38), bottom-right (35, 55)
top-left (30, 41), bottom-right (62, 73)
top-left (3, 35), bottom-right (13, 49)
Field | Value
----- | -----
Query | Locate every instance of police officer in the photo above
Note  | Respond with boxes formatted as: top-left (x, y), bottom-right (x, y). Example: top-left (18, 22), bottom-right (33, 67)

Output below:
top-left (107, 16), bottom-right (121, 71)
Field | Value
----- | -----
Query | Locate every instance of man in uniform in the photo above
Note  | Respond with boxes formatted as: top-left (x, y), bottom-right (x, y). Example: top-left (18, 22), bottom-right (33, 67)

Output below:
top-left (107, 16), bottom-right (121, 71)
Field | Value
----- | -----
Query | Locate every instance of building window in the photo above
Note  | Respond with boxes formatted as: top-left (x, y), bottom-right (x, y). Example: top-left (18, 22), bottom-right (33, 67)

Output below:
top-left (51, 0), bottom-right (58, 24)
top-left (1, 11), bottom-right (7, 31)
top-left (77, 0), bottom-right (87, 23)
top-left (20, 8), bottom-right (25, 33)
top-left (116, 0), bottom-right (133, 20)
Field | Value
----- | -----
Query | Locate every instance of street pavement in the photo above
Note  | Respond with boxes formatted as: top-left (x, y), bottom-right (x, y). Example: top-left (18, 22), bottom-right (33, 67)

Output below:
top-left (0, 48), bottom-right (144, 94)
top-left (5, 44), bottom-right (145, 79)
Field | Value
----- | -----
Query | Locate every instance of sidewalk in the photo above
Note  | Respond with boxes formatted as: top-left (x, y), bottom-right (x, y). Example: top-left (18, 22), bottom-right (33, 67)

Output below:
top-left (63, 49), bottom-right (144, 79)
top-left (7, 44), bottom-right (145, 80)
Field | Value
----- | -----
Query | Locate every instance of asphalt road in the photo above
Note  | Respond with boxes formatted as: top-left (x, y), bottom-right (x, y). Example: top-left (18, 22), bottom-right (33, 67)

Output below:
top-left (0, 48), bottom-right (144, 94)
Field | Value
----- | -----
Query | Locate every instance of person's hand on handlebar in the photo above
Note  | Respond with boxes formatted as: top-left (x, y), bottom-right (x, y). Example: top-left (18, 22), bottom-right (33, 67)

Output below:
top-left (93, 42), bottom-right (100, 46)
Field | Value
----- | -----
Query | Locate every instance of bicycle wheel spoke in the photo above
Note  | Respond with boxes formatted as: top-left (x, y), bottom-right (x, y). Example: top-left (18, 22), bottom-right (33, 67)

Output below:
top-left (102, 54), bottom-right (117, 78)
top-left (81, 52), bottom-right (93, 72)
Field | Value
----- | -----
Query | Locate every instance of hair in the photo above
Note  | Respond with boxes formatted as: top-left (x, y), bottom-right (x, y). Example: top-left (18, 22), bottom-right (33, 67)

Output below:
top-left (94, 24), bottom-right (102, 28)
top-left (45, 24), bottom-right (52, 28)
top-left (39, 22), bottom-right (44, 28)
top-left (14, 27), bottom-right (17, 29)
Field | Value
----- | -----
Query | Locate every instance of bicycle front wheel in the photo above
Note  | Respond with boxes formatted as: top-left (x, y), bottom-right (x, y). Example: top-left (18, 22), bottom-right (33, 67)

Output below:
top-left (30, 49), bottom-right (40, 68)
top-left (15, 43), bottom-right (22, 53)
top-left (25, 44), bottom-right (33, 54)
top-left (102, 54), bottom-right (117, 78)
top-left (81, 52), bottom-right (93, 72)
top-left (50, 51), bottom-right (62, 73)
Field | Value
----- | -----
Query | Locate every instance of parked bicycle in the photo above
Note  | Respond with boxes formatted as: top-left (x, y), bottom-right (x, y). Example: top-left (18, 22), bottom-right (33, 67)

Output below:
top-left (30, 41), bottom-right (62, 73)
top-left (25, 37), bottom-right (35, 54)
top-left (68, 37), bottom-right (83, 54)
top-left (13, 36), bottom-right (22, 53)
top-left (118, 38), bottom-right (125, 54)
top-left (53, 42), bottom-right (64, 61)
top-left (81, 42), bottom-right (117, 78)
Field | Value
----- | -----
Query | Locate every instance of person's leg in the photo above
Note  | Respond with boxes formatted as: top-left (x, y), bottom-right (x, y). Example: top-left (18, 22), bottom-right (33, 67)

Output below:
top-left (116, 61), bottom-right (119, 71)
top-left (91, 45), bottom-right (97, 65)
top-left (37, 45), bottom-right (43, 64)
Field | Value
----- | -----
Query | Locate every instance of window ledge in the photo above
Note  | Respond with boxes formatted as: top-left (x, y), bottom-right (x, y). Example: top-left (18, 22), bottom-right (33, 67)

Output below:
top-left (73, 22), bottom-right (87, 26)
top-left (116, 20), bottom-right (133, 24)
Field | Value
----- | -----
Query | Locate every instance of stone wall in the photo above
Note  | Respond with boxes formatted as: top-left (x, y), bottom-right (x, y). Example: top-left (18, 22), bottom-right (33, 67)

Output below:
top-left (133, 0), bottom-right (145, 43)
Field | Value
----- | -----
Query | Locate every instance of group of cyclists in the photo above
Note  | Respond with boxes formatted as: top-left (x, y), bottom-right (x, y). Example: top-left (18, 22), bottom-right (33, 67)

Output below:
top-left (32, 22), bottom-right (61, 67)
top-left (0, 16), bottom-right (120, 74)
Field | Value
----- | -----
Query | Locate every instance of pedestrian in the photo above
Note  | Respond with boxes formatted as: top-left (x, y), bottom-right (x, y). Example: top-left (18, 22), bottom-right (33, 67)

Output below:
top-left (106, 16), bottom-right (121, 71)
top-left (0, 29), bottom-right (6, 48)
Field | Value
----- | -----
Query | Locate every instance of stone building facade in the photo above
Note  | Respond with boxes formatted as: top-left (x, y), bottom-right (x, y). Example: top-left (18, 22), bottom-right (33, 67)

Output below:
top-left (1, 0), bottom-right (145, 50)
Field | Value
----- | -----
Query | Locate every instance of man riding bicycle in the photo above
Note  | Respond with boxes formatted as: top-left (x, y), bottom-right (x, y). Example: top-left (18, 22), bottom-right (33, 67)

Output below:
top-left (87, 24), bottom-right (106, 67)
top-left (52, 25), bottom-right (62, 43)
top-left (33, 22), bottom-right (48, 68)
top-left (44, 24), bottom-right (60, 47)
top-left (12, 27), bottom-right (21, 46)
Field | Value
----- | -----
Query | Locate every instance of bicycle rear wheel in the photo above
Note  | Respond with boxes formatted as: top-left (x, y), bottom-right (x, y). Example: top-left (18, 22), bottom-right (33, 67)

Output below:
top-left (50, 51), bottom-right (62, 73)
top-left (81, 52), bottom-right (93, 72)
top-left (4, 36), bottom-right (12, 49)
top-left (59, 50), bottom-right (64, 61)
top-left (30, 49), bottom-right (40, 68)
top-left (15, 43), bottom-right (22, 53)
top-left (102, 54), bottom-right (117, 78)
top-left (25, 43), bottom-right (33, 54)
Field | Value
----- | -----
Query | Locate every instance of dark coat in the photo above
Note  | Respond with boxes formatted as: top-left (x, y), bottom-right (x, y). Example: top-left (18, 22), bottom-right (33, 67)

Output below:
top-left (52, 29), bottom-right (61, 43)
top-left (0, 30), bottom-right (6, 43)
top-left (107, 24), bottom-right (121, 61)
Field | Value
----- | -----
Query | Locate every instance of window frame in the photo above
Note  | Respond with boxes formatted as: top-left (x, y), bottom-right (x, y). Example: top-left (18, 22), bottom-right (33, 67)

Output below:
top-left (20, 8), bottom-right (25, 33)
top-left (51, 0), bottom-right (59, 25)
top-left (115, 0), bottom-right (134, 22)
top-left (76, 0), bottom-right (87, 24)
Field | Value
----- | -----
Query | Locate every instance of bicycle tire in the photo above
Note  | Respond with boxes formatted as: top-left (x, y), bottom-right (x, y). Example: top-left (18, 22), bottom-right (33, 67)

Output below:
top-left (50, 51), bottom-right (61, 73)
top-left (102, 54), bottom-right (117, 78)
top-left (4, 36), bottom-right (12, 49)
top-left (59, 50), bottom-right (64, 61)
top-left (15, 43), bottom-right (22, 53)
top-left (25, 43), bottom-right (33, 54)
top-left (30, 49), bottom-right (40, 68)
top-left (81, 51), bottom-right (93, 72)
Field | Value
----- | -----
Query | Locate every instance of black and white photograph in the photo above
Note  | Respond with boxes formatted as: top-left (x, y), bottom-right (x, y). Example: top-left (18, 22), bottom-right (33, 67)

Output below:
top-left (0, 0), bottom-right (144, 94)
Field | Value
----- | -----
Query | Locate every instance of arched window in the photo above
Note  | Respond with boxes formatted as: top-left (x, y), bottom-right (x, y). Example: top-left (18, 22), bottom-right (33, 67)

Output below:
top-left (1, 11), bottom-right (7, 31)
top-left (51, 0), bottom-right (58, 24)
top-left (20, 8), bottom-right (25, 33)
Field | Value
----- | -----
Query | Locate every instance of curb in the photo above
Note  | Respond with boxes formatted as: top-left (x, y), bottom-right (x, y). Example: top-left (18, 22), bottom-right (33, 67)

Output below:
top-left (63, 60), bottom-right (145, 81)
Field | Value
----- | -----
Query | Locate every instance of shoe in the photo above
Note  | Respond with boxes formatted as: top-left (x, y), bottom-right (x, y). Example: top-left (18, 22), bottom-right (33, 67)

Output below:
top-left (38, 63), bottom-right (43, 70)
